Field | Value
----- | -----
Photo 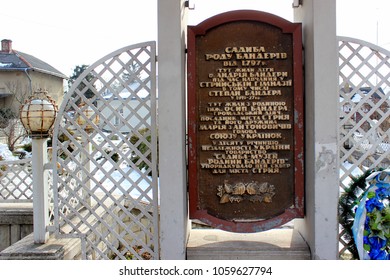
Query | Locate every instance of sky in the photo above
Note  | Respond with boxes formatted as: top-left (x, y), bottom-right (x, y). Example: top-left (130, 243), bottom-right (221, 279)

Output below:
top-left (1, 0), bottom-right (390, 77)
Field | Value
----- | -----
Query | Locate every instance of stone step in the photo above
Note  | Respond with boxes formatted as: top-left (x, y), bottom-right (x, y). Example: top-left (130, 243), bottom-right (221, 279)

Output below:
top-left (186, 228), bottom-right (310, 260)
top-left (0, 233), bottom-right (81, 260)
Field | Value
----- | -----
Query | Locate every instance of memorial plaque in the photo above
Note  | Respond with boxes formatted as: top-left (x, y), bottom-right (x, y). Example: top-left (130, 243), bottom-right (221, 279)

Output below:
top-left (188, 10), bottom-right (304, 233)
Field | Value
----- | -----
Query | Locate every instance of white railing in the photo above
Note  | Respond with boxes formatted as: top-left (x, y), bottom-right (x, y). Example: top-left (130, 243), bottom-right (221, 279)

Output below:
top-left (0, 158), bottom-right (33, 202)
top-left (0, 157), bottom-right (62, 226)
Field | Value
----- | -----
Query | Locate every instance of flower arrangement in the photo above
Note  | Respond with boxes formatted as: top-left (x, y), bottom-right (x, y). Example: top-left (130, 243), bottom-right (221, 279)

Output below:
top-left (339, 169), bottom-right (378, 259)
top-left (352, 169), bottom-right (390, 260)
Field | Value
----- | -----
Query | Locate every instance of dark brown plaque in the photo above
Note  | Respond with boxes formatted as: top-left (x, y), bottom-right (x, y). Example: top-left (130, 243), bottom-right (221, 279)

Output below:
top-left (188, 10), bottom-right (304, 233)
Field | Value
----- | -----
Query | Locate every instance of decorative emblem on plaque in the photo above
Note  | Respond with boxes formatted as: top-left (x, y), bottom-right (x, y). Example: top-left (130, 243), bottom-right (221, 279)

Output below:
top-left (216, 181), bottom-right (275, 204)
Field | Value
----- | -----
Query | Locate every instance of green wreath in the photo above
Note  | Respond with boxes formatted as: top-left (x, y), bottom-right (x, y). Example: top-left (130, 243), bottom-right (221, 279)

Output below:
top-left (338, 168), bottom-right (383, 259)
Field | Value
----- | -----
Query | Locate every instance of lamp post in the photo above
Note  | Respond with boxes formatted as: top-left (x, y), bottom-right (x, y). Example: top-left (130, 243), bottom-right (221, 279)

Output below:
top-left (76, 103), bottom-right (99, 207)
top-left (20, 89), bottom-right (57, 243)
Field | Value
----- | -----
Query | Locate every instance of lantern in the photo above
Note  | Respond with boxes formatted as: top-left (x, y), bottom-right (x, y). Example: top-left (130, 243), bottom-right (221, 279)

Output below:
top-left (76, 103), bottom-right (99, 133)
top-left (20, 89), bottom-right (58, 138)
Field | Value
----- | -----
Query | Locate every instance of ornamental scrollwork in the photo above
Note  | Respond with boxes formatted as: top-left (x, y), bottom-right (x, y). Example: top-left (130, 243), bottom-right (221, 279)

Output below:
top-left (216, 180), bottom-right (275, 204)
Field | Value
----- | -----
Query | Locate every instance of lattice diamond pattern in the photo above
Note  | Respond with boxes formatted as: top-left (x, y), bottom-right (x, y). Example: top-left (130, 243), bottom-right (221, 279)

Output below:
top-left (52, 42), bottom-right (158, 260)
top-left (0, 159), bottom-right (33, 201)
top-left (338, 37), bottom-right (390, 258)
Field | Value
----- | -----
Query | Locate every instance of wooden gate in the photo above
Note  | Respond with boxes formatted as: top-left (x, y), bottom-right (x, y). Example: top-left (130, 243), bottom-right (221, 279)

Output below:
top-left (51, 42), bottom-right (159, 259)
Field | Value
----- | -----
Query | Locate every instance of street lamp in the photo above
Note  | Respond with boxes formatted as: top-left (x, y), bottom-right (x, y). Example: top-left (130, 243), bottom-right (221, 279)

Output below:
top-left (20, 89), bottom-right (57, 243)
top-left (76, 103), bottom-right (99, 206)
top-left (20, 89), bottom-right (57, 138)
top-left (76, 103), bottom-right (99, 134)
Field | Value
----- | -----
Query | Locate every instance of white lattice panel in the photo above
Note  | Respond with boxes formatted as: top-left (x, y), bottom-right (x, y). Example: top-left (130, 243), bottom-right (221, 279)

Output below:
top-left (52, 42), bottom-right (158, 260)
top-left (0, 158), bottom-right (62, 226)
top-left (0, 159), bottom-right (33, 202)
top-left (338, 37), bottom-right (390, 258)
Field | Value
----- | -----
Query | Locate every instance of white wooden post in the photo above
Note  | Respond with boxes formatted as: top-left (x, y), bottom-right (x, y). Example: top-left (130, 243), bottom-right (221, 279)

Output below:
top-left (158, 0), bottom-right (189, 259)
top-left (294, 0), bottom-right (340, 259)
top-left (32, 138), bottom-right (49, 243)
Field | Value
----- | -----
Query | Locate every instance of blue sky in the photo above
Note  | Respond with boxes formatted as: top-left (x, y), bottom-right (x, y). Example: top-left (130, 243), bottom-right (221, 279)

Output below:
top-left (1, 0), bottom-right (389, 76)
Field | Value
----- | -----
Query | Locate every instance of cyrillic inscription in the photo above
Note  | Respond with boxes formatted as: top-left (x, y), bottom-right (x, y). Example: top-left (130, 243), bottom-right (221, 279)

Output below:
top-left (198, 46), bottom-right (293, 180)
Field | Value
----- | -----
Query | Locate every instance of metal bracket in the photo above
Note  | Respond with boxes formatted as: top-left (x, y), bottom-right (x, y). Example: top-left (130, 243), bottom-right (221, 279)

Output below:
top-left (44, 163), bottom-right (54, 170)
top-left (292, 0), bottom-right (302, 8)
top-left (185, 0), bottom-right (195, 10)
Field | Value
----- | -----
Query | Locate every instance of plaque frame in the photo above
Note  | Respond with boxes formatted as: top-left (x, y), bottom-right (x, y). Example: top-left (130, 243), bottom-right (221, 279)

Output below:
top-left (187, 10), bottom-right (304, 233)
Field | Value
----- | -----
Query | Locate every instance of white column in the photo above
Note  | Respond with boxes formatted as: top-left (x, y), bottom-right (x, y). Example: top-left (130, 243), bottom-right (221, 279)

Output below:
top-left (32, 138), bottom-right (49, 243)
top-left (294, 0), bottom-right (340, 259)
top-left (158, 0), bottom-right (189, 259)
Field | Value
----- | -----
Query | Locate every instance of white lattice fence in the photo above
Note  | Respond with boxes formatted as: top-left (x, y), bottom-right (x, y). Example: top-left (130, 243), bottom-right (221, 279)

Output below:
top-left (338, 37), bottom-right (390, 258)
top-left (0, 158), bottom-right (33, 202)
top-left (52, 42), bottom-right (158, 260)
top-left (0, 157), bottom-right (66, 224)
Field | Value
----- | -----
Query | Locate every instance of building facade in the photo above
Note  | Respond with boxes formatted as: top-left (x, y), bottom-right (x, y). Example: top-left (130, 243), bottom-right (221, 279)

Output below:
top-left (0, 39), bottom-right (67, 114)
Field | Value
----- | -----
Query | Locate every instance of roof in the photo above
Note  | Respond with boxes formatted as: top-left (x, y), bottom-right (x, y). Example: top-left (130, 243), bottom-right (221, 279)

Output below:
top-left (0, 49), bottom-right (67, 79)
top-left (102, 82), bottom-right (151, 100)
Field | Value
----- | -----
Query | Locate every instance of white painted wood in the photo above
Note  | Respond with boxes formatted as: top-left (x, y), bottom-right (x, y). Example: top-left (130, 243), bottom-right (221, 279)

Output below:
top-left (51, 42), bottom-right (158, 259)
top-left (338, 37), bottom-right (390, 257)
top-left (294, 0), bottom-right (339, 259)
top-left (32, 138), bottom-right (49, 243)
top-left (158, 0), bottom-right (189, 260)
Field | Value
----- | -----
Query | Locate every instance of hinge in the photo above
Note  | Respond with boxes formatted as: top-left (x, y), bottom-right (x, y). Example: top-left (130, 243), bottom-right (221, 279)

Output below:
top-left (184, 0), bottom-right (195, 10)
top-left (292, 0), bottom-right (302, 8)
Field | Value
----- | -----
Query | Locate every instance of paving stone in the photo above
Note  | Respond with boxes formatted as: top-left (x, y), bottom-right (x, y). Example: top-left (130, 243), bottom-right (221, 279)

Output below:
top-left (187, 228), bottom-right (311, 260)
